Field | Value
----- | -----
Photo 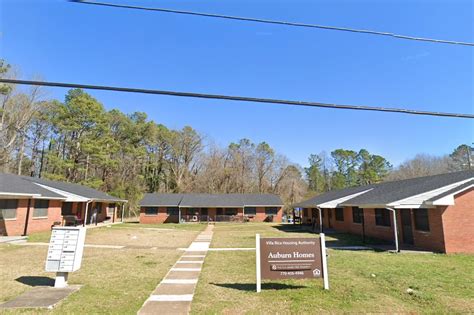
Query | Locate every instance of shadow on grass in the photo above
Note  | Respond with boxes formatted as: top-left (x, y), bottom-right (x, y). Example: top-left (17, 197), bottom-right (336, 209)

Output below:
top-left (211, 282), bottom-right (307, 291)
top-left (16, 276), bottom-right (55, 287)
top-left (271, 224), bottom-right (313, 234)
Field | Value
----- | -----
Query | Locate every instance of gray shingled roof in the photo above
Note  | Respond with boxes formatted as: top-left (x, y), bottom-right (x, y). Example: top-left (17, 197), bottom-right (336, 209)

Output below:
top-left (141, 193), bottom-right (184, 206)
top-left (23, 176), bottom-right (126, 202)
top-left (428, 179), bottom-right (474, 202)
top-left (240, 194), bottom-right (284, 206)
top-left (140, 193), bottom-right (283, 207)
top-left (293, 185), bottom-right (373, 208)
top-left (343, 170), bottom-right (474, 206)
top-left (0, 173), bottom-right (65, 199)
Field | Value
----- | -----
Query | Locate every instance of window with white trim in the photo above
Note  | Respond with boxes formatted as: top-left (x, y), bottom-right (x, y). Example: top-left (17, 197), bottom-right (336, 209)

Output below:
top-left (0, 199), bottom-right (18, 219)
top-left (33, 199), bottom-right (49, 218)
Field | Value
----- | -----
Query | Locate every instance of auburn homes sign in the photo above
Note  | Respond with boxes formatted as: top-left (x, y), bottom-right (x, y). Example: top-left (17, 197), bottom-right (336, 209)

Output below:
top-left (256, 235), bottom-right (329, 292)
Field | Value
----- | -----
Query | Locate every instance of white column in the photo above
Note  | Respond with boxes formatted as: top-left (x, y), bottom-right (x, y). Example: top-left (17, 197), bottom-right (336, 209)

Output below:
top-left (387, 208), bottom-right (399, 252)
top-left (320, 233), bottom-right (329, 290)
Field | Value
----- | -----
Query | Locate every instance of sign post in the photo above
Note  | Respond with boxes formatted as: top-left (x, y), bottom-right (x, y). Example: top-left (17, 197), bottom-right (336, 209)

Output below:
top-left (45, 226), bottom-right (87, 288)
top-left (256, 234), bottom-right (329, 291)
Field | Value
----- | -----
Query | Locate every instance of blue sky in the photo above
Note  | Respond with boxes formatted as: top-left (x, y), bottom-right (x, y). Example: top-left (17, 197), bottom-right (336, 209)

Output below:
top-left (1, 0), bottom-right (473, 168)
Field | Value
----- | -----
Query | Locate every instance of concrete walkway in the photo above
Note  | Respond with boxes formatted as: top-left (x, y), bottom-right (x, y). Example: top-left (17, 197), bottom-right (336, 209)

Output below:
top-left (138, 225), bottom-right (214, 315)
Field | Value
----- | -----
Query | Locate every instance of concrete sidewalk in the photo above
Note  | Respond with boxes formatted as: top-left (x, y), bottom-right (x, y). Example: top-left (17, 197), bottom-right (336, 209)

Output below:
top-left (138, 225), bottom-right (214, 315)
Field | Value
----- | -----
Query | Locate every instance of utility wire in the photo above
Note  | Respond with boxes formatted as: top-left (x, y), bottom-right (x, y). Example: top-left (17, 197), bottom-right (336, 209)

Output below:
top-left (1, 79), bottom-right (472, 119)
top-left (70, 0), bottom-right (474, 47)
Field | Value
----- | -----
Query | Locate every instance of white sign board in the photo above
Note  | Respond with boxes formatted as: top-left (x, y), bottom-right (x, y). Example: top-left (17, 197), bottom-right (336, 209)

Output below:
top-left (45, 226), bottom-right (86, 273)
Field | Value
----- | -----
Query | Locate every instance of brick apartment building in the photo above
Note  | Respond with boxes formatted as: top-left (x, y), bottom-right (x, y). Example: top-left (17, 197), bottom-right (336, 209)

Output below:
top-left (140, 193), bottom-right (284, 223)
top-left (0, 173), bottom-right (127, 236)
top-left (294, 170), bottom-right (474, 253)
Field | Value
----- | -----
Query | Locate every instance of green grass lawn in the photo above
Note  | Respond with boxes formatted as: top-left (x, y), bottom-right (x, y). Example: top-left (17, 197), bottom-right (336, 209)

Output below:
top-left (193, 223), bottom-right (474, 314)
top-left (2, 222), bottom-right (473, 314)
top-left (210, 223), bottom-right (385, 248)
top-left (0, 224), bottom-right (202, 314)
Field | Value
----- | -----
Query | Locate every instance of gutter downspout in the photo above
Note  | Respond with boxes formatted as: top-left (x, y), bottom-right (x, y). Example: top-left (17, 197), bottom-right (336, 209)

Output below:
top-left (386, 207), bottom-right (399, 253)
top-left (83, 200), bottom-right (92, 227)
top-left (316, 206), bottom-right (323, 234)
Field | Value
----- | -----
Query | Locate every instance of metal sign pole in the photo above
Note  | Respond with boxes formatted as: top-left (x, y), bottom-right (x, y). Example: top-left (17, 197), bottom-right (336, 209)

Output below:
top-left (320, 233), bottom-right (329, 290)
top-left (256, 233), bottom-right (261, 293)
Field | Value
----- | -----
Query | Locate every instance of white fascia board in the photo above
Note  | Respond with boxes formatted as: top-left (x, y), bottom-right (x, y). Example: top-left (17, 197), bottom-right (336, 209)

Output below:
top-left (318, 189), bottom-right (373, 208)
top-left (427, 183), bottom-right (474, 206)
top-left (34, 183), bottom-right (89, 202)
top-left (388, 178), bottom-right (474, 208)
top-left (0, 192), bottom-right (40, 198)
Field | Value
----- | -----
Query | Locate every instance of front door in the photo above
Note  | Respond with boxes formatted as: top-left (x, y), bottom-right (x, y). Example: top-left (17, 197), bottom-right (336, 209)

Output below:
top-left (401, 209), bottom-right (414, 245)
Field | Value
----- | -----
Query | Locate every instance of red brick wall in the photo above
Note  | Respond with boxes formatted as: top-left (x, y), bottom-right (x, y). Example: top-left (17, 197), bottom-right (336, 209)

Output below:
top-left (441, 189), bottom-right (474, 254)
top-left (140, 207), bottom-right (178, 224)
top-left (253, 207), bottom-right (282, 222)
top-left (362, 208), bottom-right (396, 242)
top-left (0, 199), bottom-right (62, 236)
top-left (409, 208), bottom-right (445, 252)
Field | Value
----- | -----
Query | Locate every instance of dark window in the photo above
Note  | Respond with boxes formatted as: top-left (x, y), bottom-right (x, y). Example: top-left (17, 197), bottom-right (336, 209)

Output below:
top-left (303, 208), bottom-right (309, 217)
top-left (335, 208), bottom-right (344, 221)
top-left (167, 207), bottom-right (179, 216)
top-left (352, 207), bottom-right (363, 224)
top-left (145, 207), bottom-right (158, 215)
top-left (62, 202), bottom-right (74, 215)
top-left (95, 202), bottom-right (103, 214)
top-left (245, 207), bottom-right (256, 215)
top-left (375, 208), bottom-right (391, 227)
top-left (0, 199), bottom-right (18, 219)
top-left (33, 199), bottom-right (49, 218)
top-left (226, 208), bottom-right (238, 216)
top-left (265, 207), bottom-right (278, 215)
top-left (200, 208), bottom-right (208, 216)
top-left (414, 209), bottom-right (430, 232)
top-left (216, 208), bottom-right (224, 215)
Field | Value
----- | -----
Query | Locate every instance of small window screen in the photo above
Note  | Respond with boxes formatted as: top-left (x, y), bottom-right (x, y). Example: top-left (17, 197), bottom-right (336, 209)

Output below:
top-left (145, 207), bottom-right (158, 215)
top-left (375, 208), bottom-right (391, 227)
top-left (33, 199), bottom-right (49, 218)
top-left (245, 207), bottom-right (256, 215)
top-left (335, 208), bottom-right (344, 221)
top-left (167, 207), bottom-right (179, 216)
top-left (226, 208), bottom-right (238, 216)
top-left (414, 209), bottom-right (430, 232)
top-left (265, 207), bottom-right (278, 215)
top-left (352, 207), bottom-right (363, 224)
top-left (0, 199), bottom-right (18, 219)
top-left (62, 203), bottom-right (74, 215)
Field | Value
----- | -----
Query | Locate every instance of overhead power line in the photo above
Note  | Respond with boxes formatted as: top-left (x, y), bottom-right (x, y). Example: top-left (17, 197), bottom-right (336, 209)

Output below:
top-left (70, 0), bottom-right (474, 47)
top-left (1, 78), bottom-right (473, 119)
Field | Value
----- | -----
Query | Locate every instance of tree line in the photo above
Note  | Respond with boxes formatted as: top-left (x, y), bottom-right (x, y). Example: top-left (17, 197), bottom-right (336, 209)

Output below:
top-left (1, 59), bottom-right (472, 213)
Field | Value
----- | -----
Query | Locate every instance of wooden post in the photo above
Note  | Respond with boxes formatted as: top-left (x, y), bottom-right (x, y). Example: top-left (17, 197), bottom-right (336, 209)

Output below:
top-left (256, 234), bottom-right (261, 292)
